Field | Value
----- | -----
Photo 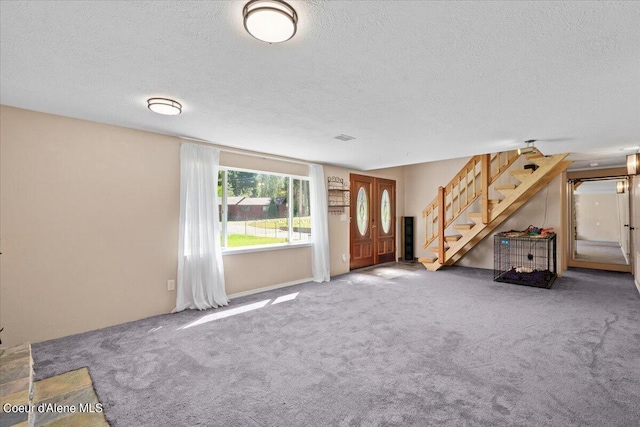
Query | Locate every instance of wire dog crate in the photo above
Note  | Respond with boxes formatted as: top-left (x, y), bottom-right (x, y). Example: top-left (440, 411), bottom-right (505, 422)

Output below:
top-left (494, 232), bottom-right (557, 289)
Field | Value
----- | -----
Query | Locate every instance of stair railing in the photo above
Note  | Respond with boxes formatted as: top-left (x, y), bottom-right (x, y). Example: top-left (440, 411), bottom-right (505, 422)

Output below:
top-left (422, 149), bottom-right (521, 261)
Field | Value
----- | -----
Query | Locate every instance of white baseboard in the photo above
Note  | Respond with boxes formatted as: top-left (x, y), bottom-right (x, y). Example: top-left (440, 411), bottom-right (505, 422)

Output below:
top-left (228, 277), bottom-right (315, 300)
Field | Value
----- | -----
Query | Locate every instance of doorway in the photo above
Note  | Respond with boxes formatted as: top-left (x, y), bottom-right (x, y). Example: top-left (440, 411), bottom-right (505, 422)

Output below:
top-left (350, 174), bottom-right (396, 270)
top-left (568, 172), bottom-right (631, 273)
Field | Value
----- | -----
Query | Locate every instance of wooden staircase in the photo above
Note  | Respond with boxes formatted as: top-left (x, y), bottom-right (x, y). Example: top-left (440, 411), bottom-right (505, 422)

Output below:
top-left (418, 150), bottom-right (571, 271)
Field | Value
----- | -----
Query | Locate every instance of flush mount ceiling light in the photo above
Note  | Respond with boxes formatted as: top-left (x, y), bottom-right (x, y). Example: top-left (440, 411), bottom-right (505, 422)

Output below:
top-left (147, 98), bottom-right (182, 116)
top-left (627, 153), bottom-right (640, 175)
top-left (517, 140), bottom-right (537, 155)
top-left (243, 0), bottom-right (297, 44)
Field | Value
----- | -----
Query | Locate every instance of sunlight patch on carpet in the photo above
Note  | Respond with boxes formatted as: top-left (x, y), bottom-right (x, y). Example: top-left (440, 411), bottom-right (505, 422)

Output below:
top-left (273, 292), bottom-right (299, 305)
top-left (179, 292), bottom-right (300, 330)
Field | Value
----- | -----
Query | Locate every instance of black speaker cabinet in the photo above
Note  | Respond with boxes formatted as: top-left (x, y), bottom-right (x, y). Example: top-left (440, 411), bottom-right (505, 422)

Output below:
top-left (401, 216), bottom-right (415, 262)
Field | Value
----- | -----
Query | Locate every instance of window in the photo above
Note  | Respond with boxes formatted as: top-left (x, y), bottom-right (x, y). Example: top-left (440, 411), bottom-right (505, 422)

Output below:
top-left (218, 168), bottom-right (311, 249)
top-left (292, 178), bottom-right (310, 243)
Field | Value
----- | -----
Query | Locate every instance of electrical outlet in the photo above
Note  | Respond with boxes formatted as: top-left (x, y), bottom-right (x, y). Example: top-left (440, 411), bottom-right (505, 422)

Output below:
top-left (167, 280), bottom-right (176, 291)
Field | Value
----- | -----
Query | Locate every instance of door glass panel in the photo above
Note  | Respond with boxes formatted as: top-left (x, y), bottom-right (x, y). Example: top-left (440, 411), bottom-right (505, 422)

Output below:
top-left (381, 189), bottom-right (391, 233)
top-left (356, 187), bottom-right (368, 236)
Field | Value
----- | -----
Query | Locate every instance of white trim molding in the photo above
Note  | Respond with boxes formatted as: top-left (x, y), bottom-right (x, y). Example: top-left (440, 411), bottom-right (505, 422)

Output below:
top-left (227, 277), bottom-right (315, 300)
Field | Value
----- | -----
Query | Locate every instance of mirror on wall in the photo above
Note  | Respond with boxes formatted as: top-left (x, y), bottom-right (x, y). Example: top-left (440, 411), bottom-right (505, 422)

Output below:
top-left (570, 177), bottom-right (630, 266)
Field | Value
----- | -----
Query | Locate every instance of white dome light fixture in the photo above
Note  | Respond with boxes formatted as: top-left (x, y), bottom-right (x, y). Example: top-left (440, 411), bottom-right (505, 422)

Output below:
top-left (147, 98), bottom-right (182, 116)
top-left (243, 0), bottom-right (297, 44)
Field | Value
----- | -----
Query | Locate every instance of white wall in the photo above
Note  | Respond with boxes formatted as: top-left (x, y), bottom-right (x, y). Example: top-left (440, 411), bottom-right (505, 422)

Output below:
top-left (456, 174), bottom-right (564, 270)
top-left (632, 176), bottom-right (640, 294)
top-left (1, 106), bottom-right (180, 347)
top-left (0, 106), bottom-right (314, 347)
top-left (574, 194), bottom-right (621, 242)
top-left (404, 156), bottom-right (469, 258)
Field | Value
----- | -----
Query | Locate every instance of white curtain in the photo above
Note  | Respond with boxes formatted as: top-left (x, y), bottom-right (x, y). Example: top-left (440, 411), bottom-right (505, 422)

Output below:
top-left (309, 164), bottom-right (331, 282)
top-left (174, 143), bottom-right (229, 312)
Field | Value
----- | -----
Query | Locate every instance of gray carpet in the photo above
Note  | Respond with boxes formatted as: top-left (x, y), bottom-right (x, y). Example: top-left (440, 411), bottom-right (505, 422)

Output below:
top-left (357, 262), bottom-right (418, 279)
top-left (33, 266), bottom-right (640, 427)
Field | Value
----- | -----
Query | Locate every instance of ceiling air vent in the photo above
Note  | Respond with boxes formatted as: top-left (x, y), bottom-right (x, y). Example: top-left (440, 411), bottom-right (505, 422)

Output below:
top-left (334, 134), bottom-right (356, 142)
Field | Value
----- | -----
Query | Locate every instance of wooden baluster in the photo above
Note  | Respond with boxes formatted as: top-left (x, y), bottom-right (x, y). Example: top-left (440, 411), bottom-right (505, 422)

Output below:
top-left (494, 152), bottom-right (498, 174)
top-left (481, 154), bottom-right (490, 225)
top-left (438, 186), bottom-right (445, 263)
top-left (494, 152), bottom-right (499, 174)
top-left (446, 187), bottom-right (451, 222)
top-left (473, 162), bottom-right (478, 197)
top-left (423, 210), bottom-right (428, 247)
top-left (471, 162), bottom-right (476, 198)
top-left (457, 177), bottom-right (461, 214)
top-left (449, 186), bottom-right (453, 221)
top-left (450, 187), bottom-right (453, 221)
top-left (444, 189), bottom-right (449, 223)
top-left (430, 208), bottom-right (434, 241)
top-left (464, 170), bottom-right (468, 207)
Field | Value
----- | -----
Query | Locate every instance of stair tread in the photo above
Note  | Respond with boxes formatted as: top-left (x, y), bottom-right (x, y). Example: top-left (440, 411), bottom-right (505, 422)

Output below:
top-left (527, 156), bottom-right (552, 167)
top-left (510, 169), bottom-right (533, 176)
top-left (494, 184), bottom-right (517, 190)
top-left (428, 246), bottom-right (449, 253)
top-left (445, 234), bottom-right (463, 241)
top-left (425, 263), bottom-right (442, 271)
top-left (418, 256), bottom-right (437, 263)
top-left (480, 198), bottom-right (502, 204)
top-left (453, 224), bottom-right (474, 230)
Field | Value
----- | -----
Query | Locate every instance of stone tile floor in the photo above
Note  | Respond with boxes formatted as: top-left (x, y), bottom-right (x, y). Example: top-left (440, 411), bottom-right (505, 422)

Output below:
top-left (31, 368), bottom-right (108, 427)
top-left (0, 343), bottom-right (33, 427)
top-left (1, 344), bottom-right (108, 427)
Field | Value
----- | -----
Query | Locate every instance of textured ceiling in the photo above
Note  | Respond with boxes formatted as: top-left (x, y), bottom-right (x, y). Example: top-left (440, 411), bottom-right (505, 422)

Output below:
top-left (1, 1), bottom-right (639, 170)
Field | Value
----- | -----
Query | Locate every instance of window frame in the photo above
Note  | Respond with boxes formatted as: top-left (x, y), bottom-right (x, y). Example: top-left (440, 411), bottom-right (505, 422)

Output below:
top-left (218, 166), bottom-right (312, 255)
